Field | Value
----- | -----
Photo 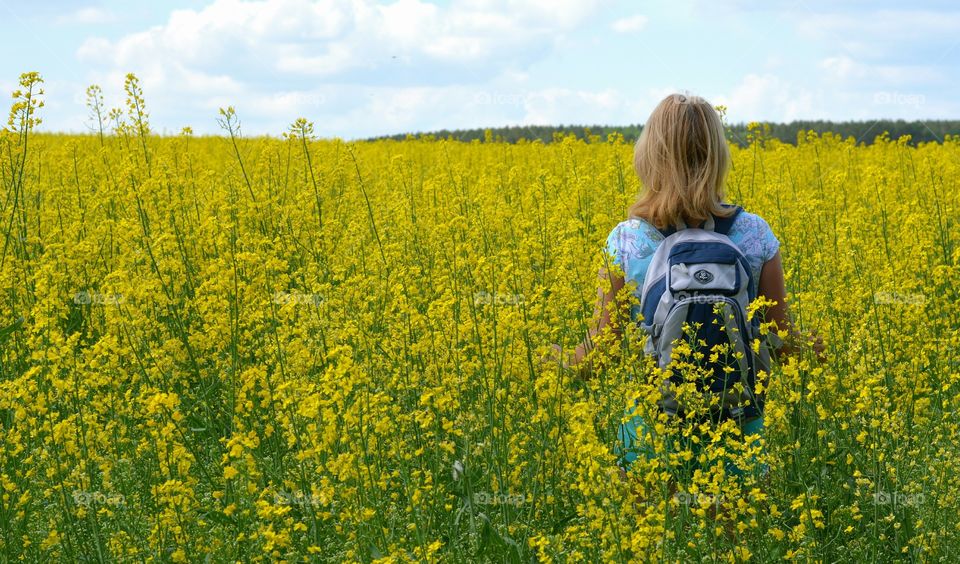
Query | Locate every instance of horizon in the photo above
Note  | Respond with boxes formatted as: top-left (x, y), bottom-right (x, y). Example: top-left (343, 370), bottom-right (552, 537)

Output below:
top-left (18, 115), bottom-right (957, 144)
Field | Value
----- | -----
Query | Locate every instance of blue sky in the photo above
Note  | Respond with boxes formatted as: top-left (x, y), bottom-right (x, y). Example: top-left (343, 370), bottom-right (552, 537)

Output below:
top-left (1, 0), bottom-right (958, 138)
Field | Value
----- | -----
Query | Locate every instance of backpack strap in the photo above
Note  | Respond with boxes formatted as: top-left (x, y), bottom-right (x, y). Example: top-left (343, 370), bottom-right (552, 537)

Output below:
top-left (657, 203), bottom-right (743, 237)
top-left (712, 204), bottom-right (743, 236)
top-left (658, 224), bottom-right (678, 238)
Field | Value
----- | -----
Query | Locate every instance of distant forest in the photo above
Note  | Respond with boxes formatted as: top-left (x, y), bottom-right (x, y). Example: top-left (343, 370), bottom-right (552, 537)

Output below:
top-left (368, 120), bottom-right (960, 146)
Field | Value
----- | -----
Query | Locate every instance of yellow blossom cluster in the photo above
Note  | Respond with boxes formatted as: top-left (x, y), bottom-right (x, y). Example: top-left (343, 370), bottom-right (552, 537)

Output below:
top-left (0, 73), bottom-right (958, 561)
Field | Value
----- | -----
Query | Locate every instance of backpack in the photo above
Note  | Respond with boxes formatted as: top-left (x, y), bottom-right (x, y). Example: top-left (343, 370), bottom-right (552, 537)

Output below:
top-left (637, 204), bottom-right (771, 423)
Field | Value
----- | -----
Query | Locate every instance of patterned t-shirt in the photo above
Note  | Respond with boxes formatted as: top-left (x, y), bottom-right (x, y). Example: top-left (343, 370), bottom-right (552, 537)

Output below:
top-left (604, 208), bottom-right (781, 321)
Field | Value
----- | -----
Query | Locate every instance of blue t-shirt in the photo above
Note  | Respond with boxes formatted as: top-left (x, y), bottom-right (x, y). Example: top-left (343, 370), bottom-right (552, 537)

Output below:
top-left (604, 209), bottom-right (781, 321)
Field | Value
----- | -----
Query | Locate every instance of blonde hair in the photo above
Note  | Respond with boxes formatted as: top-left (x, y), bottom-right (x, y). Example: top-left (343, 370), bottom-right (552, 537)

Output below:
top-left (628, 93), bottom-right (734, 230)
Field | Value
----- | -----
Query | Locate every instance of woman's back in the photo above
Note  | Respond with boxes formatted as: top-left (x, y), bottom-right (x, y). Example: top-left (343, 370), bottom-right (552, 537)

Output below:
top-left (604, 207), bottom-right (781, 316)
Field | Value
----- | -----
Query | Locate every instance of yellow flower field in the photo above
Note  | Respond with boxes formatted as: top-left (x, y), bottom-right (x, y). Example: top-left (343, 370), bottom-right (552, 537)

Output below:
top-left (1, 73), bottom-right (959, 562)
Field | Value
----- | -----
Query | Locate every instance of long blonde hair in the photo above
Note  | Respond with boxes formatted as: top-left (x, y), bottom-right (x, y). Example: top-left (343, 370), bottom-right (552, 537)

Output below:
top-left (628, 93), bottom-right (734, 230)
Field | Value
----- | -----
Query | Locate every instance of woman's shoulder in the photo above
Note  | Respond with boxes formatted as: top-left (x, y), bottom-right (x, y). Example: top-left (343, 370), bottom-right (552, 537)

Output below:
top-left (730, 208), bottom-right (776, 236)
top-left (605, 216), bottom-right (665, 265)
top-left (606, 216), bottom-right (665, 246)
top-left (609, 207), bottom-right (774, 236)
top-left (729, 207), bottom-right (780, 262)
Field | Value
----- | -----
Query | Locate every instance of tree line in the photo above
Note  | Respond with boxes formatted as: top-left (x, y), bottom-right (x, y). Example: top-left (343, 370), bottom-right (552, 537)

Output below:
top-left (368, 120), bottom-right (960, 146)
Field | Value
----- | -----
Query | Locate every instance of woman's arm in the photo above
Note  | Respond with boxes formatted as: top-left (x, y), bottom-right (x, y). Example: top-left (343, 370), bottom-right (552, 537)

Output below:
top-left (550, 265), bottom-right (625, 380)
top-left (757, 250), bottom-right (825, 361)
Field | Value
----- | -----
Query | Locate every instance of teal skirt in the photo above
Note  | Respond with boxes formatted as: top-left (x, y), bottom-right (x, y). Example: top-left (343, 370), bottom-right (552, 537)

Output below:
top-left (615, 404), bottom-right (768, 480)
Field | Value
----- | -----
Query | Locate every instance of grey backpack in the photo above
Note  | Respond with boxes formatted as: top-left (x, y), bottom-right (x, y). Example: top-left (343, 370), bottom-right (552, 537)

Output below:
top-left (637, 205), bottom-right (771, 422)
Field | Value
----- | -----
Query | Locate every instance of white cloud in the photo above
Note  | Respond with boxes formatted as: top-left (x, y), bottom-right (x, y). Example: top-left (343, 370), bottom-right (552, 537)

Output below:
top-left (78, 0), bottom-right (606, 79)
top-left (48, 0), bottom-right (956, 138)
top-left (332, 85), bottom-right (668, 138)
top-left (69, 0), bottom-right (610, 136)
top-left (518, 87), bottom-right (624, 124)
top-left (715, 73), bottom-right (822, 122)
top-left (796, 9), bottom-right (960, 42)
top-left (55, 6), bottom-right (116, 26)
top-left (819, 55), bottom-right (942, 85)
top-left (793, 9), bottom-right (960, 67)
top-left (820, 55), bottom-right (859, 80)
top-left (763, 54), bottom-right (783, 71)
top-left (611, 14), bottom-right (648, 33)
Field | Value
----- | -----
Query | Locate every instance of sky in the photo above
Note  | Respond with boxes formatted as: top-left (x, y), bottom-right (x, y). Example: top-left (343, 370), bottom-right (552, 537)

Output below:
top-left (1, 0), bottom-right (958, 139)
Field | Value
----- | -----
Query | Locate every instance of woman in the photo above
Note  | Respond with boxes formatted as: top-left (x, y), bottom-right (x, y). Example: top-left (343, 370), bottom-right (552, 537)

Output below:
top-left (554, 92), bottom-right (824, 478)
